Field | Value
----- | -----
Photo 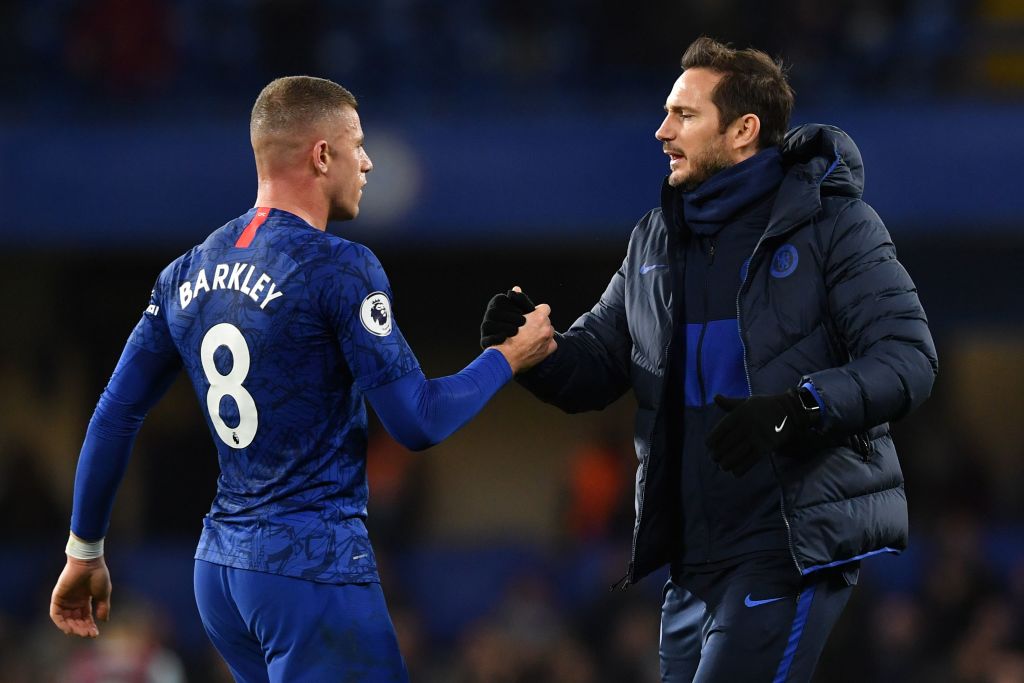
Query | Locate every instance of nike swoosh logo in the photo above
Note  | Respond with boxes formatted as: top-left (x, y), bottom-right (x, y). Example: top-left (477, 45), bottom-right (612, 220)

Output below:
top-left (640, 264), bottom-right (668, 275)
top-left (744, 593), bottom-right (788, 608)
top-left (774, 416), bottom-right (787, 432)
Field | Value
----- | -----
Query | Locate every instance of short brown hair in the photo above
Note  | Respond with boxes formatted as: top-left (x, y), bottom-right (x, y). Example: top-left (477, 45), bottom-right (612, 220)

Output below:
top-left (680, 37), bottom-right (794, 149)
top-left (250, 76), bottom-right (357, 141)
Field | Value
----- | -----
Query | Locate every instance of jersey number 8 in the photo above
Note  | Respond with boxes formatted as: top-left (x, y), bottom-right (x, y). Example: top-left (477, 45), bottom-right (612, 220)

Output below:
top-left (201, 323), bottom-right (259, 449)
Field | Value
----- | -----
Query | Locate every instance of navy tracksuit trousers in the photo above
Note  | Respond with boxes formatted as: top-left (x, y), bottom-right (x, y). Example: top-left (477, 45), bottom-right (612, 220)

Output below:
top-left (659, 554), bottom-right (855, 682)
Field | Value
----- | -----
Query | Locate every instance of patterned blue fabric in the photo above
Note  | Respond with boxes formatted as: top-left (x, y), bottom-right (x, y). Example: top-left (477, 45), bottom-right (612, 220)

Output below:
top-left (129, 208), bottom-right (420, 584)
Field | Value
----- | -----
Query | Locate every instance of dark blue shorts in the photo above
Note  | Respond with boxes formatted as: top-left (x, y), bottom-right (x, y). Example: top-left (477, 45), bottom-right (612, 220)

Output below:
top-left (659, 554), bottom-right (855, 683)
top-left (194, 559), bottom-right (408, 683)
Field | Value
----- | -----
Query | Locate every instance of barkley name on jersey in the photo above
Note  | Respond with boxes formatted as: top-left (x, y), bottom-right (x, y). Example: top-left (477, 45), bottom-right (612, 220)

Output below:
top-left (177, 261), bottom-right (284, 311)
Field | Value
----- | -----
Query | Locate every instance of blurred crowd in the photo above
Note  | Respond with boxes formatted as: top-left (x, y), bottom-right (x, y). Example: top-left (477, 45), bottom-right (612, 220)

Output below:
top-left (0, 0), bottom-right (1001, 117)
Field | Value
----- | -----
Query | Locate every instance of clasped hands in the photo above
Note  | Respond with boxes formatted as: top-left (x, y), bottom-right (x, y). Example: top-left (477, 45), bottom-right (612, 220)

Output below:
top-left (480, 286), bottom-right (815, 476)
top-left (480, 287), bottom-right (556, 374)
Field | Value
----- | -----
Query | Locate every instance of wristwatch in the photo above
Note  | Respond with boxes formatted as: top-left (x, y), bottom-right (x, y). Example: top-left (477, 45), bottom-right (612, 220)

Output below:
top-left (797, 386), bottom-right (821, 423)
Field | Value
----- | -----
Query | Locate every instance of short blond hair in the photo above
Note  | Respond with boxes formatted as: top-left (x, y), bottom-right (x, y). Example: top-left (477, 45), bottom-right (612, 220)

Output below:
top-left (250, 76), bottom-right (357, 142)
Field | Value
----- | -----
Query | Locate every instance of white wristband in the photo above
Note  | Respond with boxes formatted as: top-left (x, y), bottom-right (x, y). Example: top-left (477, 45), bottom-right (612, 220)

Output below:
top-left (66, 532), bottom-right (104, 560)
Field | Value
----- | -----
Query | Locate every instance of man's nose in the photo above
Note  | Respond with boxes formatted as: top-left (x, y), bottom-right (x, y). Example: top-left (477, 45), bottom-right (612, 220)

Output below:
top-left (655, 115), bottom-right (673, 141)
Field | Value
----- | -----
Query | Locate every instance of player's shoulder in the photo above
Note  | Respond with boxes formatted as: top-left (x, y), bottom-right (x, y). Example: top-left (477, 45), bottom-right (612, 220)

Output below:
top-left (292, 229), bottom-right (383, 274)
top-left (154, 245), bottom-right (200, 290)
top-left (319, 230), bottom-right (375, 260)
top-left (151, 211), bottom-right (250, 288)
top-left (296, 233), bottom-right (391, 322)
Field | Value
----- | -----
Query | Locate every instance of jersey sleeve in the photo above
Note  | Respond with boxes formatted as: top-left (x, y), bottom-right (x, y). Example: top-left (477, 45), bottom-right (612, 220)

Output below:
top-left (71, 274), bottom-right (183, 540)
top-left (321, 244), bottom-right (421, 391)
top-left (71, 342), bottom-right (181, 540)
top-left (127, 272), bottom-right (178, 357)
top-left (364, 348), bottom-right (512, 450)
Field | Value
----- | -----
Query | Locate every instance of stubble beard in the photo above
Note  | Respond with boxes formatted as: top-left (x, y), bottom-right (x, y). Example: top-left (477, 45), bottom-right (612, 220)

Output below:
top-left (671, 141), bottom-right (733, 192)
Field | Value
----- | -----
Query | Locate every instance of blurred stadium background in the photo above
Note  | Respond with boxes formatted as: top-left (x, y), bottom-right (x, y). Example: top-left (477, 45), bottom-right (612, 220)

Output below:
top-left (1, 0), bottom-right (1023, 681)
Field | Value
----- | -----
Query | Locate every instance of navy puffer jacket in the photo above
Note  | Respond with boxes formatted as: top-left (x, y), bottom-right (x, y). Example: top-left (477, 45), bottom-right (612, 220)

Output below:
top-left (518, 124), bottom-right (938, 585)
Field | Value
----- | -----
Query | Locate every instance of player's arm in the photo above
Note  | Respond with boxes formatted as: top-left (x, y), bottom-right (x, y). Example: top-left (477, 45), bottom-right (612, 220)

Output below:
top-left (800, 201), bottom-right (938, 433)
top-left (329, 244), bottom-right (554, 450)
top-left (482, 258), bottom-right (632, 414)
top-left (365, 306), bottom-right (554, 451)
top-left (51, 297), bottom-right (181, 638)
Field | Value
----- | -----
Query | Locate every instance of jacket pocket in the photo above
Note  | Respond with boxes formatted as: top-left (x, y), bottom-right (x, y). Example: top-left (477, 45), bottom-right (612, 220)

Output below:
top-left (851, 432), bottom-right (874, 461)
top-left (850, 422), bottom-right (891, 461)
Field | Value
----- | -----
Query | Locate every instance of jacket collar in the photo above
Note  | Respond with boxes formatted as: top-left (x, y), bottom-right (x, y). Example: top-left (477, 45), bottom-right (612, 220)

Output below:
top-left (660, 124), bottom-right (865, 241)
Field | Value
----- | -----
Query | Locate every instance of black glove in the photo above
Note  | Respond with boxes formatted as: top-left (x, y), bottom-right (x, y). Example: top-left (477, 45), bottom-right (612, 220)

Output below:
top-left (705, 389), bottom-right (812, 477)
top-left (480, 289), bottom-right (535, 349)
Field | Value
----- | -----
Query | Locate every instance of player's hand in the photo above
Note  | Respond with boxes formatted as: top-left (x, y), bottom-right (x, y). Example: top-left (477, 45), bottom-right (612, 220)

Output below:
top-left (480, 287), bottom-right (535, 349)
top-left (494, 295), bottom-right (556, 374)
top-left (705, 390), bottom-right (809, 476)
top-left (50, 556), bottom-right (111, 638)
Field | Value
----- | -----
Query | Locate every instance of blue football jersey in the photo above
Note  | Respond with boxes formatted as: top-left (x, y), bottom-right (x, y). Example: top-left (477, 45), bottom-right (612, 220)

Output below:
top-left (128, 208), bottom-right (419, 584)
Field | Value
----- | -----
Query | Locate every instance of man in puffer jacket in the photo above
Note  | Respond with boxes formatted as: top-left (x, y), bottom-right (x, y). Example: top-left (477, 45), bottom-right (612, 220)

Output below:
top-left (480, 37), bottom-right (937, 682)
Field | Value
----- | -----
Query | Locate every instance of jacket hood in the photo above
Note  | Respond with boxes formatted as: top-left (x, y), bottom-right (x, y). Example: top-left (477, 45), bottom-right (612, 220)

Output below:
top-left (766, 124), bottom-right (865, 235)
top-left (781, 124), bottom-right (864, 199)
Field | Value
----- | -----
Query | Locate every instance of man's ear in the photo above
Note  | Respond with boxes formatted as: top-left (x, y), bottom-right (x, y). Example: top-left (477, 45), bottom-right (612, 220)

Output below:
top-left (730, 114), bottom-right (761, 152)
top-left (313, 140), bottom-right (330, 174)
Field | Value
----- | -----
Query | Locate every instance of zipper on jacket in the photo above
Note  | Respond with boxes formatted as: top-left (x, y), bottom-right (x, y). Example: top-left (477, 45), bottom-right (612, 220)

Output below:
top-left (778, 493), bottom-right (801, 575)
top-left (610, 565), bottom-right (633, 591)
top-left (695, 237), bottom-right (715, 562)
top-left (616, 334), bottom-right (673, 591)
top-left (736, 238), bottom-right (803, 576)
top-left (695, 238), bottom-right (716, 406)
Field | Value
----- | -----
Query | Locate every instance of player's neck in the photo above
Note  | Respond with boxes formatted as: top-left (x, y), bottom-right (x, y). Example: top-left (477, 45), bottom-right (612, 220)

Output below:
top-left (254, 182), bottom-right (328, 231)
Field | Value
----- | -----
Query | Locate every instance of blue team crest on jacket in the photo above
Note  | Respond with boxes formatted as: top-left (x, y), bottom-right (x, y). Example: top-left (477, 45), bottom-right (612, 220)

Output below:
top-left (770, 244), bottom-right (799, 278)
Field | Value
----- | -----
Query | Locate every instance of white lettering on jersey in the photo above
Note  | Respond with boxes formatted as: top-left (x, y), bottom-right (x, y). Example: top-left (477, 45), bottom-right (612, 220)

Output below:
top-left (212, 263), bottom-right (229, 290)
top-left (178, 262), bottom-right (284, 311)
top-left (260, 282), bottom-right (284, 310)
top-left (239, 265), bottom-right (256, 295)
top-left (250, 273), bottom-right (270, 302)
top-left (228, 262), bottom-right (246, 289)
top-left (194, 268), bottom-right (210, 296)
top-left (179, 281), bottom-right (193, 309)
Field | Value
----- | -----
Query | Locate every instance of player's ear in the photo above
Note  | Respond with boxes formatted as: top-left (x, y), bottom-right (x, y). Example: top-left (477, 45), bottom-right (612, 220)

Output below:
top-left (313, 140), bottom-right (330, 175)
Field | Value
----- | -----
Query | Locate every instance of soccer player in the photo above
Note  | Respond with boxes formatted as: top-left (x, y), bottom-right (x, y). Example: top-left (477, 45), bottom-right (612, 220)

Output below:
top-left (481, 38), bottom-right (937, 681)
top-left (48, 76), bottom-right (556, 682)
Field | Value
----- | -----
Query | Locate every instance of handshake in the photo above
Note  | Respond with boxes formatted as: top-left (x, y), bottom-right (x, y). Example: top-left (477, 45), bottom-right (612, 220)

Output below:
top-left (479, 287), bottom-right (557, 374)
